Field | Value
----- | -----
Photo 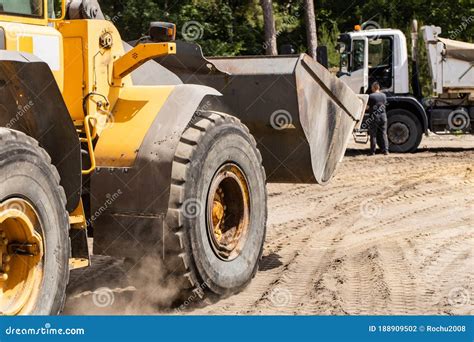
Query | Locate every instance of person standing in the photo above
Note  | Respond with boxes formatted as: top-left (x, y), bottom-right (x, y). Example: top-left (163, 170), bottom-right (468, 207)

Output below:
top-left (367, 82), bottom-right (389, 155)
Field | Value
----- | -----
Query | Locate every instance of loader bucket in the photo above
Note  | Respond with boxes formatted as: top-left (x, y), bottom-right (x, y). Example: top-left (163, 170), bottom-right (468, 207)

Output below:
top-left (152, 42), bottom-right (367, 184)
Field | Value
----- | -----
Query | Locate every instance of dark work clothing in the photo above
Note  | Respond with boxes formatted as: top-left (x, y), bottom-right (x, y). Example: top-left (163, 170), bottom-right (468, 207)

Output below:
top-left (369, 115), bottom-right (389, 154)
top-left (367, 92), bottom-right (389, 154)
top-left (368, 92), bottom-right (387, 117)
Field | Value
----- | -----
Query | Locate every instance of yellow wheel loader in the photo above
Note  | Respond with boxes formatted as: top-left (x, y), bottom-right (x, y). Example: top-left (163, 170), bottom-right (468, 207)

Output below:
top-left (0, 0), bottom-right (367, 314)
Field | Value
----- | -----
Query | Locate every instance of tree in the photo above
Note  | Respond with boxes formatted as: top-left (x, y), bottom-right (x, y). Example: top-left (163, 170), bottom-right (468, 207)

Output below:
top-left (97, 0), bottom-right (473, 59)
top-left (260, 0), bottom-right (278, 55)
top-left (304, 0), bottom-right (318, 59)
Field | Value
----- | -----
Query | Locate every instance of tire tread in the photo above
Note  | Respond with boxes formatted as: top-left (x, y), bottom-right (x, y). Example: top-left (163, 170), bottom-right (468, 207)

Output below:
top-left (164, 111), bottom-right (265, 298)
top-left (0, 127), bottom-right (70, 315)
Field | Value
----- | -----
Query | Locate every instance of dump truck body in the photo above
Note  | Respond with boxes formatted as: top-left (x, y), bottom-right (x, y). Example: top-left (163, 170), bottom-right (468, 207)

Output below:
top-left (422, 25), bottom-right (474, 98)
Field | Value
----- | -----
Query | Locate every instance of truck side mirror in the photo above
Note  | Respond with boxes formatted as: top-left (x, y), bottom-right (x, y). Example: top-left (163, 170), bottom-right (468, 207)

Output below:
top-left (280, 44), bottom-right (296, 55)
top-left (317, 46), bottom-right (329, 69)
top-left (150, 22), bottom-right (176, 42)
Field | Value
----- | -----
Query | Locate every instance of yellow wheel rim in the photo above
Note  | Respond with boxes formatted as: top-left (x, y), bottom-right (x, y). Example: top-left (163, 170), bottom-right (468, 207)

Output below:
top-left (0, 198), bottom-right (44, 315)
top-left (207, 164), bottom-right (250, 261)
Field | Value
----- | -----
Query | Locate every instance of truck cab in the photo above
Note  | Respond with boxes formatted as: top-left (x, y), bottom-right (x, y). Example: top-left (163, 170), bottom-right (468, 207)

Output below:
top-left (337, 24), bottom-right (474, 153)
top-left (337, 28), bottom-right (410, 95)
top-left (337, 27), bottom-right (427, 153)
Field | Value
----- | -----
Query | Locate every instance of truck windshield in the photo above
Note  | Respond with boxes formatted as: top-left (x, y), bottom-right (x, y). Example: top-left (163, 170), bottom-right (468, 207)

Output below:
top-left (0, 0), bottom-right (43, 17)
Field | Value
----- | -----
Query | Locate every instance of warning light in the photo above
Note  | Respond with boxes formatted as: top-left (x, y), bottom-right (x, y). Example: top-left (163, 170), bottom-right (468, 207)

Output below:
top-left (354, 25), bottom-right (362, 31)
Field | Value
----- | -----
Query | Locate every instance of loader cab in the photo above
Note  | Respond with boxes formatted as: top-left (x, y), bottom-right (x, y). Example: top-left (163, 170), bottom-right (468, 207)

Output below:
top-left (0, 0), bottom-right (65, 89)
top-left (337, 28), bottom-right (410, 95)
top-left (0, 0), bottom-right (44, 18)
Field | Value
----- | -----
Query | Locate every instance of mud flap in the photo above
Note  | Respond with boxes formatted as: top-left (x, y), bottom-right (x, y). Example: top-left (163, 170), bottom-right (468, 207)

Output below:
top-left (0, 51), bottom-right (81, 212)
top-left (91, 84), bottom-right (221, 256)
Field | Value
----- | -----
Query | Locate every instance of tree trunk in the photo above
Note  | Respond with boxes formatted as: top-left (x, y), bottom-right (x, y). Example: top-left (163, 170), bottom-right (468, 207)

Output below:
top-left (304, 0), bottom-right (318, 59)
top-left (260, 0), bottom-right (278, 55)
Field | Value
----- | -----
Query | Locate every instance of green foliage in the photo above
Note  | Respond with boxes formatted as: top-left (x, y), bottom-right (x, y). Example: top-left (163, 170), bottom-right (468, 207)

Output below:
top-left (318, 22), bottom-right (340, 67)
top-left (98, 0), bottom-right (472, 57)
top-left (94, 0), bottom-right (473, 97)
top-left (51, 0), bottom-right (474, 95)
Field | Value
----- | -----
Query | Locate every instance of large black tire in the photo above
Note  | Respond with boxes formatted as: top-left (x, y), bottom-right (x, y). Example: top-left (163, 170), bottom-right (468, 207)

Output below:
top-left (163, 111), bottom-right (267, 300)
top-left (0, 128), bottom-right (69, 315)
top-left (381, 109), bottom-right (423, 153)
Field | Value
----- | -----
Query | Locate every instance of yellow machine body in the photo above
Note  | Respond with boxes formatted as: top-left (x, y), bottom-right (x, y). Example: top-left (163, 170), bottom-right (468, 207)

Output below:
top-left (0, 0), bottom-right (366, 272)
top-left (0, 1), bottom-right (182, 268)
top-left (1, 4), bottom-right (177, 166)
top-left (56, 19), bottom-right (177, 167)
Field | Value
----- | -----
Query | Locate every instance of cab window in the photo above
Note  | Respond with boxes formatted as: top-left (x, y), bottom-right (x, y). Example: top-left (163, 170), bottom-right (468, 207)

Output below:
top-left (0, 0), bottom-right (43, 17)
top-left (351, 39), bottom-right (365, 72)
top-left (368, 38), bottom-right (393, 69)
top-left (368, 37), bottom-right (393, 89)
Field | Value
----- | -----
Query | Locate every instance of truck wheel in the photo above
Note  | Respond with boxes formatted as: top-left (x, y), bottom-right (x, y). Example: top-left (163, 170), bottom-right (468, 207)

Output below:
top-left (0, 128), bottom-right (69, 315)
top-left (165, 111), bottom-right (267, 299)
top-left (384, 109), bottom-right (423, 153)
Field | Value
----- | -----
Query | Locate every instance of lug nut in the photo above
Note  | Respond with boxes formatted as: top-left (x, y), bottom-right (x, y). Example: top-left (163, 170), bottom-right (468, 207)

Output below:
top-left (0, 273), bottom-right (8, 281)
top-left (2, 265), bottom-right (9, 272)
top-left (2, 255), bottom-right (11, 263)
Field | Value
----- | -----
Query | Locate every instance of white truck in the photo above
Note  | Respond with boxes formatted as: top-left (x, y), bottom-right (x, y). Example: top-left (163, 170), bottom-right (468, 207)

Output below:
top-left (336, 21), bottom-right (474, 152)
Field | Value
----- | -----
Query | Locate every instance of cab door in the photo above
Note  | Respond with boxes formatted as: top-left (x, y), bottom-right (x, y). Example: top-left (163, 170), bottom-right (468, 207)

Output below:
top-left (340, 36), bottom-right (369, 94)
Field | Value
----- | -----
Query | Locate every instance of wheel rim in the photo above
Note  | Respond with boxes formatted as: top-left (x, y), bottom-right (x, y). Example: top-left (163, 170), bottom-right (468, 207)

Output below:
top-left (388, 122), bottom-right (410, 145)
top-left (206, 163), bottom-right (250, 261)
top-left (0, 198), bottom-right (44, 315)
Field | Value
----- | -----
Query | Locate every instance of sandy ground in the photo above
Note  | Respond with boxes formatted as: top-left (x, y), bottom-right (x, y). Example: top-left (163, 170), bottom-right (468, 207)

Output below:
top-left (64, 134), bottom-right (474, 315)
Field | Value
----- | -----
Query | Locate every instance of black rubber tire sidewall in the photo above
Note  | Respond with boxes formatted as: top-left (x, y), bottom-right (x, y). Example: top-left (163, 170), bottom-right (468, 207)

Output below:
top-left (385, 109), bottom-right (423, 153)
top-left (0, 132), bottom-right (69, 315)
top-left (185, 122), bottom-right (266, 295)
